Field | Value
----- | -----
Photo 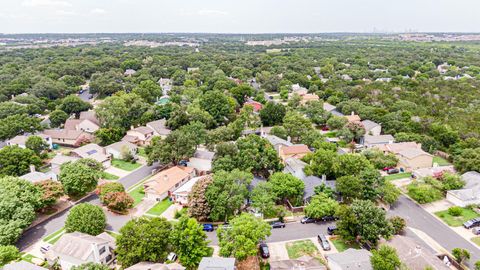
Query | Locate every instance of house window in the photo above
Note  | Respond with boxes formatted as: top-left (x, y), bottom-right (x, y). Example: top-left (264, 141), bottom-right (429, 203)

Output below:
top-left (99, 246), bottom-right (106, 255)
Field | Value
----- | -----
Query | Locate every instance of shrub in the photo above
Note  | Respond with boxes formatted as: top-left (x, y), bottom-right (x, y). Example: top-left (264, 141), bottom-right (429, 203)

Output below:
top-left (0, 245), bottom-right (21, 267)
top-left (103, 192), bottom-right (134, 213)
top-left (407, 183), bottom-right (443, 204)
top-left (389, 216), bottom-right (406, 235)
top-left (65, 203), bottom-right (106, 235)
top-left (448, 206), bottom-right (463, 216)
top-left (96, 182), bottom-right (125, 202)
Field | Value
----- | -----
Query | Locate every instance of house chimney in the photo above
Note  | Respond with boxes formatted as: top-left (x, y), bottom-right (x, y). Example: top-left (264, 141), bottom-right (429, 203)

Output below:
top-left (287, 136), bottom-right (291, 143)
top-left (163, 175), bottom-right (168, 182)
top-left (29, 165), bottom-right (36, 173)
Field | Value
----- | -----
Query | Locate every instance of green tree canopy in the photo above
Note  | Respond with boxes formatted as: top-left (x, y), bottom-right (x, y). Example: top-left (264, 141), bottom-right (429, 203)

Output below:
top-left (65, 203), bottom-right (106, 235)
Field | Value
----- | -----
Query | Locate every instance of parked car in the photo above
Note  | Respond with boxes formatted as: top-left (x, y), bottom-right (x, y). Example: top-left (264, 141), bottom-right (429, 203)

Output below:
top-left (322, 126), bottom-right (329, 131)
top-left (473, 227), bottom-right (480, 235)
top-left (301, 217), bottom-right (317, 224)
top-left (327, 226), bottom-right (337, 235)
top-left (40, 244), bottom-right (51, 254)
top-left (167, 252), bottom-right (177, 262)
top-left (463, 218), bottom-right (480, 229)
top-left (320, 216), bottom-right (337, 222)
top-left (271, 221), bottom-right (286, 228)
top-left (387, 168), bottom-right (399, 175)
top-left (178, 160), bottom-right (188, 166)
top-left (383, 166), bottom-right (395, 171)
top-left (317, 234), bottom-right (331, 251)
top-left (259, 243), bottom-right (270, 259)
top-left (203, 224), bottom-right (214, 232)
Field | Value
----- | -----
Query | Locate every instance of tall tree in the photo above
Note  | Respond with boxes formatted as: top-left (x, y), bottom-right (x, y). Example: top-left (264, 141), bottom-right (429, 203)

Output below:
top-left (268, 172), bottom-right (305, 206)
top-left (59, 158), bottom-right (101, 197)
top-left (146, 129), bottom-right (197, 165)
top-left (25, 135), bottom-right (49, 155)
top-left (282, 111), bottom-right (312, 143)
top-left (170, 217), bottom-right (211, 269)
top-left (65, 203), bottom-right (106, 235)
top-left (370, 246), bottom-right (401, 270)
top-left (132, 80), bottom-right (162, 103)
top-left (304, 193), bottom-right (339, 219)
top-left (58, 95), bottom-right (92, 117)
top-left (187, 175), bottom-right (213, 221)
top-left (251, 182), bottom-right (276, 217)
top-left (217, 213), bottom-right (271, 261)
top-left (259, 102), bottom-right (286, 126)
top-left (0, 146), bottom-right (42, 177)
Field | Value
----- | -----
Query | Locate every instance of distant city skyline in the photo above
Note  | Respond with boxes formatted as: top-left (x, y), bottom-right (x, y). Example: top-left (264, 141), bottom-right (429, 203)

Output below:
top-left (1, 0), bottom-right (479, 34)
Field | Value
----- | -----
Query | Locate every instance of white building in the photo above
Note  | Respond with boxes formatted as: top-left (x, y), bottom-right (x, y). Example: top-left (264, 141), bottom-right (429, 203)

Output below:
top-left (447, 171), bottom-right (480, 207)
top-left (171, 175), bottom-right (204, 205)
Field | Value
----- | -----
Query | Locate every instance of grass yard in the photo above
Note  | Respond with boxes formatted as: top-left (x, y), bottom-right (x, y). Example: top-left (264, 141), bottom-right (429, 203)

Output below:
top-left (43, 228), bottom-right (65, 244)
top-left (147, 199), bottom-right (173, 216)
top-left (385, 172), bottom-right (412, 181)
top-left (331, 238), bottom-right (361, 252)
top-left (101, 171), bottom-right (119, 180)
top-left (128, 185), bottom-right (145, 206)
top-left (433, 156), bottom-right (451, 166)
top-left (472, 237), bottom-right (480, 246)
top-left (112, 159), bottom-right (142, 171)
top-left (435, 207), bottom-right (479, 227)
top-left (286, 240), bottom-right (319, 259)
top-left (22, 253), bottom-right (40, 263)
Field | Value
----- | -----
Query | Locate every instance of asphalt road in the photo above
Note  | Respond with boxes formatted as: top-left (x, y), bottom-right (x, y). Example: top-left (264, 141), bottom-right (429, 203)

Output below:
top-left (206, 221), bottom-right (336, 246)
top-left (390, 195), bottom-right (480, 266)
top-left (17, 163), bottom-right (159, 250)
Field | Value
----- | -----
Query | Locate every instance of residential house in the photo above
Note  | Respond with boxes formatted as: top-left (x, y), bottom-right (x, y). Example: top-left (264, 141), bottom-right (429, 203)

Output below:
top-left (2, 261), bottom-right (48, 270)
top-left (46, 232), bottom-right (115, 270)
top-left (198, 257), bottom-right (236, 270)
top-left (42, 129), bottom-right (92, 147)
top-left (361, 120), bottom-right (382, 136)
top-left (382, 235), bottom-right (450, 270)
top-left (50, 155), bottom-right (80, 175)
top-left (375, 77), bottom-right (392, 83)
top-left (278, 144), bottom-right (311, 162)
top-left (284, 157), bottom-right (335, 202)
top-left (323, 102), bottom-right (337, 113)
top-left (341, 74), bottom-right (352, 81)
top-left (270, 255), bottom-right (326, 270)
top-left (71, 143), bottom-right (111, 168)
top-left (412, 165), bottom-right (455, 179)
top-left (105, 141), bottom-right (138, 160)
top-left (244, 100), bottom-right (263, 112)
top-left (146, 119), bottom-right (171, 138)
top-left (447, 171), bottom-right (480, 207)
top-left (345, 112), bottom-right (361, 123)
top-left (64, 111), bottom-right (100, 133)
top-left (123, 126), bottom-right (154, 146)
top-left (326, 249), bottom-right (372, 270)
top-left (300, 93), bottom-right (320, 105)
top-left (374, 142), bottom-right (432, 171)
top-left (7, 134), bottom-right (53, 149)
top-left (187, 149), bottom-right (215, 175)
top-left (264, 135), bottom-right (293, 152)
top-left (20, 169), bottom-right (56, 183)
top-left (144, 166), bottom-right (196, 201)
top-left (171, 175), bottom-right (205, 205)
top-left (158, 78), bottom-right (172, 96)
top-left (124, 69), bottom-right (136, 76)
top-left (187, 67), bottom-right (199, 73)
top-left (291, 83), bottom-right (308, 95)
top-left (363, 134), bottom-right (395, 147)
top-left (126, 262), bottom-right (185, 270)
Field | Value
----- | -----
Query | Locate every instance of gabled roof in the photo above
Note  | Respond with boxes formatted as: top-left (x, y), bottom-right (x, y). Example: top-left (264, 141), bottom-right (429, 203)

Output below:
top-left (323, 102), bottom-right (336, 112)
top-left (79, 111), bottom-right (100, 125)
top-left (374, 142), bottom-right (421, 154)
top-left (280, 144), bottom-right (311, 156)
top-left (131, 126), bottom-right (154, 135)
top-left (144, 166), bottom-right (194, 195)
top-left (345, 114), bottom-right (361, 123)
top-left (50, 154), bottom-right (80, 165)
top-left (71, 143), bottom-right (109, 163)
top-left (2, 261), bottom-right (48, 270)
top-left (20, 171), bottom-right (53, 183)
top-left (327, 249), bottom-right (372, 270)
top-left (146, 119), bottom-right (171, 136)
top-left (397, 148), bottom-right (432, 159)
top-left (7, 134), bottom-right (50, 146)
top-left (106, 140), bottom-right (138, 152)
top-left (361, 120), bottom-right (380, 131)
top-left (364, 134), bottom-right (395, 145)
top-left (43, 129), bottom-right (87, 140)
top-left (198, 257), bottom-right (236, 270)
top-left (51, 232), bottom-right (113, 261)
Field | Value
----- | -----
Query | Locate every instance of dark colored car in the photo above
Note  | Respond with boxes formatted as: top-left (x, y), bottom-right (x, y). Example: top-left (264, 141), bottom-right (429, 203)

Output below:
top-left (387, 168), bottom-right (399, 175)
top-left (178, 160), bottom-right (188, 166)
top-left (320, 216), bottom-right (337, 222)
top-left (259, 243), bottom-right (270, 259)
top-left (463, 218), bottom-right (480, 229)
top-left (203, 224), bottom-right (214, 232)
top-left (271, 221), bottom-right (286, 228)
top-left (317, 234), bottom-right (331, 251)
top-left (301, 217), bottom-right (317, 224)
top-left (327, 226), bottom-right (337, 235)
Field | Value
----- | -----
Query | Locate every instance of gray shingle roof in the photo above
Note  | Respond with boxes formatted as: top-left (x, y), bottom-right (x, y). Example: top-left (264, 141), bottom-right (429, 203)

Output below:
top-left (198, 257), bottom-right (235, 270)
top-left (2, 261), bottom-right (47, 270)
top-left (327, 249), bottom-right (372, 270)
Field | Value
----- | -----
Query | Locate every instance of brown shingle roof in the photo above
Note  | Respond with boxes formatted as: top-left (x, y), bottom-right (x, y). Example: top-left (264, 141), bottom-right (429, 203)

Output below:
top-left (144, 166), bottom-right (194, 196)
top-left (280, 145), bottom-right (311, 155)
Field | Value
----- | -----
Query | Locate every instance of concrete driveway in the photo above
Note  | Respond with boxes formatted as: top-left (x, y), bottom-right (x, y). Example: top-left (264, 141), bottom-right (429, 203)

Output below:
top-left (267, 241), bottom-right (289, 262)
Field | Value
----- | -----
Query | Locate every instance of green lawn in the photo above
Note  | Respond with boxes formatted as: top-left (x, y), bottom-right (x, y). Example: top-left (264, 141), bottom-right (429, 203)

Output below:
top-left (286, 240), bottom-right (319, 259)
top-left (331, 238), bottom-right (361, 252)
top-left (433, 156), bottom-right (451, 166)
top-left (112, 159), bottom-right (142, 171)
top-left (22, 253), bottom-right (40, 263)
top-left (472, 237), bottom-right (480, 246)
top-left (384, 172), bottom-right (412, 181)
top-left (147, 199), bottom-right (173, 216)
top-left (435, 207), bottom-right (479, 227)
top-left (43, 228), bottom-right (65, 244)
top-left (101, 171), bottom-right (119, 180)
top-left (128, 185), bottom-right (145, 206)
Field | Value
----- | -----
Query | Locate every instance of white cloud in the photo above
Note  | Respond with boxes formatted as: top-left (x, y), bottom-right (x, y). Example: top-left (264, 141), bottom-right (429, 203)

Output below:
top-left (90, 8), bottom-right (107, 15)
top-left (55, 9), bottom-right (76, 16)
top-left (197, 9), bottom-right (228, 16)
top-left (22, 0), bottom-right (72, 8)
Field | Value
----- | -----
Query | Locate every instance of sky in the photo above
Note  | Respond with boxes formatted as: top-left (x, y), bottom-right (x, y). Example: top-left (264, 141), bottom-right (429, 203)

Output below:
top-left (0, 0), bottom-right (479, 34)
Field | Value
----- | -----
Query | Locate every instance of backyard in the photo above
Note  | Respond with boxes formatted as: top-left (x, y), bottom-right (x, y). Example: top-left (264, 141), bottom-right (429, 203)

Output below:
top-left (435, 207), bottom-right (479, 227)
top-left (433, 156), bottom-right (451, 166)
top-left (146, 199), bottom-right (173, 216)
top-left (112, 159), bottom-right (142, 171)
